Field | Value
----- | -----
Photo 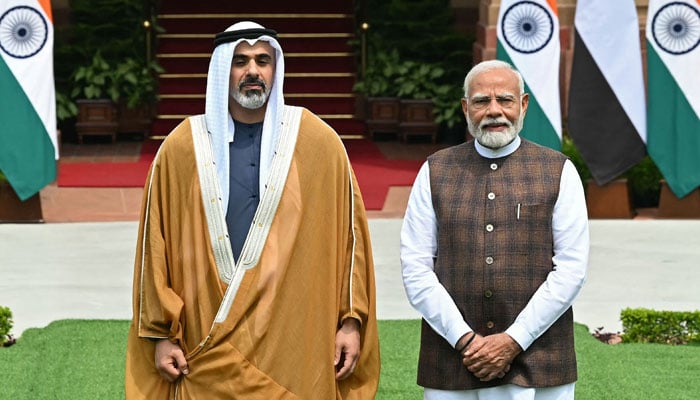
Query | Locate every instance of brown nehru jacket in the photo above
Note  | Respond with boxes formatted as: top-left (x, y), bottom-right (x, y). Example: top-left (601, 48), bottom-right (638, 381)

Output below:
top-left (417, 139), bottom-right (575, 390)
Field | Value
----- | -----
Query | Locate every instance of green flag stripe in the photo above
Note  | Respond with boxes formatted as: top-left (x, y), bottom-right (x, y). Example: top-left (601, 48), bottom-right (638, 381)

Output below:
top-left (496, 42), bottom-right (561, 151)
top-left (0, 57), bottom-right (56, 201)
top-left (518, 87), bottom-right (561, 151)
top-left (646, 44), bottom-right (700, 199)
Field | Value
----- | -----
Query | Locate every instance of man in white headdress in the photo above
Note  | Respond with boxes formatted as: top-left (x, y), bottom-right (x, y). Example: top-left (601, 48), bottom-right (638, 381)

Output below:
top-left (125, 21), bottom-right (380, 399)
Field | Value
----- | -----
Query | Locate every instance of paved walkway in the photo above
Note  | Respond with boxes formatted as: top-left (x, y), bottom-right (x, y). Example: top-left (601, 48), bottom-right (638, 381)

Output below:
top-left (1, 219), bottom-right (699, 337)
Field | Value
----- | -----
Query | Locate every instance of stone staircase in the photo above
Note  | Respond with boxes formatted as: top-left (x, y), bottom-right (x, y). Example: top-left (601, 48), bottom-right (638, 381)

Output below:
top-left (151, 1), bottom-right (364, 138)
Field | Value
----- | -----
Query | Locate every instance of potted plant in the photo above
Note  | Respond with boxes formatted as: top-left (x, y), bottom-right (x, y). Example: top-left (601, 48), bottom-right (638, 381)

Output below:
top-left (54, 0), bottom-right (161, 143)
top-left (114, 57), bottom-right (164, 138)
top-left (394, 61), bottom-right (454, 144)
top-left (353, 48), bottom-right (402, 139)
top-left (71, 52), bottom-right (119, 144)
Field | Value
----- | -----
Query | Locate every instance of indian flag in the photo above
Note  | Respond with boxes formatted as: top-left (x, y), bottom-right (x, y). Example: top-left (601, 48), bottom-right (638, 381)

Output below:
top-left (567, 0), bottom-right (647, 185)
top-left (497, 0), bottom-right (561, 150)
top-left (646, 0), bottom-right (700, 199)
top-left (0, 0), bottom-right (57, 201)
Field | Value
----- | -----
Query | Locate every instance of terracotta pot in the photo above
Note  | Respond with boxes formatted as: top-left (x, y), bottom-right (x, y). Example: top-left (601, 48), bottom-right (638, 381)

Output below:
top-left (0, 181), bottom-right (43, 223)
top-left (658, 181), bottom-right (700, 219)
top-left (586, 179), bottom-right (635, 219)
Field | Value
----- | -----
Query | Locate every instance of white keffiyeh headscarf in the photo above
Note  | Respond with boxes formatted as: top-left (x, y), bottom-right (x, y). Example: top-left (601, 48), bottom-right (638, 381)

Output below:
top-left (205, 21), bottom-right (285, 209)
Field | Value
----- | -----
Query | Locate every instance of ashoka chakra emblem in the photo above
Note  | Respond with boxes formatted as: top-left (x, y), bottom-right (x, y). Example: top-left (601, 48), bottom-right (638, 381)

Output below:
top-left (652, 2), bottom-right (700, 55)
top-left (0, 6), bottom-right (48, 59)
top-left (501, 1), bottom-right (554, 54)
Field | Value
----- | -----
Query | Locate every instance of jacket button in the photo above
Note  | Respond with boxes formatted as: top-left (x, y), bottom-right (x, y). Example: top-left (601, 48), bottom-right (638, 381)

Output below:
top-left (485, 256), bottom-right (494, 265)
top-left (484, 289), bottom-right (493, 298)
top-left (486, 321), bottom-right (495, 329)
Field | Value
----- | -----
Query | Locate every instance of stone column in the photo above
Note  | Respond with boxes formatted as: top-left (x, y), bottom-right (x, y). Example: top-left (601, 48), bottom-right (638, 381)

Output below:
top-left (473, 0), bottom-right (500, 63)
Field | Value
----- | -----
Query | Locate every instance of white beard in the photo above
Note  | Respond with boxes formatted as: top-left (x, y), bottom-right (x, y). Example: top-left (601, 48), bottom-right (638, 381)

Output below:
top-left (230, 85), bottom-right (271, 110)
top-left (468, 111), bottom-right (524, 149)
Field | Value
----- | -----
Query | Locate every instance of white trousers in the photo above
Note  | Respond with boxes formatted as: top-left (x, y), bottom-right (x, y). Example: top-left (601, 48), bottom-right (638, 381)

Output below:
top-left (424, 383), bottom-right (575, 400)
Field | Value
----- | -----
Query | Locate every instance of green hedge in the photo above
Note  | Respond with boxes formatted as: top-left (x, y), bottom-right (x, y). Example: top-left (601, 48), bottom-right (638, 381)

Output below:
top-left (621, 308), bottom-right (700, 345)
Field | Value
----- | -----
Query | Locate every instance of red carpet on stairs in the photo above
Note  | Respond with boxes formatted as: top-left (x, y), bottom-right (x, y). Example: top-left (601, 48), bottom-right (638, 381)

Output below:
top-left (56, 139), bottom-right (422, 210)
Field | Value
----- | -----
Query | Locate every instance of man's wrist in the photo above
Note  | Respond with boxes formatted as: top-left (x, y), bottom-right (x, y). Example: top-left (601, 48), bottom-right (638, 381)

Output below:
top-left (455, 331), bottom-right (476, 353)
top-left (341, 317), bottom-right (361, 330)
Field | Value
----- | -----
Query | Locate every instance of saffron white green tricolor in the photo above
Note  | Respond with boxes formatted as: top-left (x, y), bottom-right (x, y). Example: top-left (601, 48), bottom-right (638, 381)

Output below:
top-left (646, 0), bottom-right (700, 198)
top-left (0, 0), bottom-right (57, 200)
top-left (496, 0), bottom-right (561, 150)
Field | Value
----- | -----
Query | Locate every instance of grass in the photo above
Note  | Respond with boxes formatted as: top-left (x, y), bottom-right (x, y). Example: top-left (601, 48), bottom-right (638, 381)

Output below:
top-left (1, 320), bottom-right (700, 399)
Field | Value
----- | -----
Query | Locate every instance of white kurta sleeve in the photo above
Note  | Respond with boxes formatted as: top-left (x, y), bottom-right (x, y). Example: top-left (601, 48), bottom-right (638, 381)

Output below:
top-left (505, 160), bottom-right (589, 350)
top-left (401, 162), bottom-right (472, 347)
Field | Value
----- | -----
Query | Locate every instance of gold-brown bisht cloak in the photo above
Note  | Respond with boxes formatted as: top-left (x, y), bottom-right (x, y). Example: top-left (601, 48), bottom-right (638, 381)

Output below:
top-left (125, 106), bottom-right (380, 399)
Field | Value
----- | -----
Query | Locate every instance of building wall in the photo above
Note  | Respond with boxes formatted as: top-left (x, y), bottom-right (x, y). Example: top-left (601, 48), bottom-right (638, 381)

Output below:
top-left (52, 0), bottom-right (70, 27)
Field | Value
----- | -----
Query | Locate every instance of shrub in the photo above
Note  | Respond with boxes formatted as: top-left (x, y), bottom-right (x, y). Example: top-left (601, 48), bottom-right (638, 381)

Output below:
top-left (621, 308), bottom-right (700, 345)
top-left (0, 306), bottom-right (13, 346)
top-left (70, 51), bottom-right (120, 102)
top-left (561, 136), bottom-right (592, 185)
top-left (353, 48), bottom-right (402, 98)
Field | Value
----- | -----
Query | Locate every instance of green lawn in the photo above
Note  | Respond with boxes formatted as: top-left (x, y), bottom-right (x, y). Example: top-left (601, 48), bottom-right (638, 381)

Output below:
top-left (1, 320), bottom-right (699, 399)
